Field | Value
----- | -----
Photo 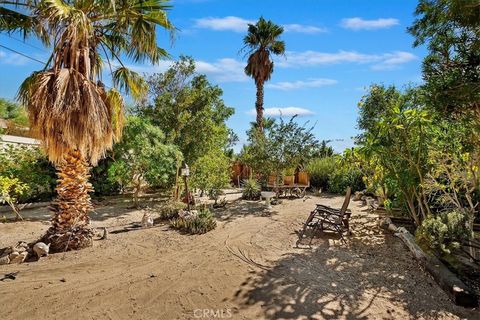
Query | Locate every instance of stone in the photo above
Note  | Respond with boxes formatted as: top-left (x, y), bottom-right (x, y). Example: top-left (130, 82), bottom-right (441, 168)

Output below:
top-left (14, 246), bottom-right (27, 253)
top-left (353, 191), bottom-right (363, 201)
top-left (9, 252), bottom-right (20, 260)
top-left (10, 251), bottom-right (27, 264)
top-left (141, 213), bottom-right (154, 228)
top-left (0, 255), bottom-right (10, 265)
top-left (33, 242), bottom-right (50, 258)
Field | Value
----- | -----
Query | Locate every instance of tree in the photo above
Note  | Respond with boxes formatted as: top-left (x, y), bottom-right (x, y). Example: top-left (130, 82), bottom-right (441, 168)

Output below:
top-left (408, 0), bottom-right (480, 124)
top-left (139, 56), bottom-right (234, 165)
top-left (240, 116), bottom-right (318, 183)
top-left (243, 17), bottom-right (285, 132)
top-left (16, 0), bottom-right (174, 252)
top-left (108, 117), bottom-right (181, 207)
top-left (191, 150), bottom-right (231, 204)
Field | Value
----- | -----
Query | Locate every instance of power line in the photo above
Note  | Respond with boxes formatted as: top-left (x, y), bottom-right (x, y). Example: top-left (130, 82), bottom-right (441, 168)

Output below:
top-left (2, 34), bottom-right (46, 52)
top-left (0, 44), bottom-right (45, 64)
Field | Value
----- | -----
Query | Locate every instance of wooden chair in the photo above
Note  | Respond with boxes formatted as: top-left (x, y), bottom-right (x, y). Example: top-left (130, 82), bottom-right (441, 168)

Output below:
top-left (297, 187), bottom-right (352, 246)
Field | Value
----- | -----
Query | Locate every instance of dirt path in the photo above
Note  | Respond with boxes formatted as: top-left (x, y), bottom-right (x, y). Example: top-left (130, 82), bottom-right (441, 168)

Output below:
top-left (0, 195), bottom-right (477, 319)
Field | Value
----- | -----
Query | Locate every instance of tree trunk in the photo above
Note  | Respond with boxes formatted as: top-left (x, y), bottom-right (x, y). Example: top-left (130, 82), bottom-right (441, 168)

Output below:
top-left (42, 149), bottom-right (94, 252)
top-left (255, 80), bottom-right (264, 132)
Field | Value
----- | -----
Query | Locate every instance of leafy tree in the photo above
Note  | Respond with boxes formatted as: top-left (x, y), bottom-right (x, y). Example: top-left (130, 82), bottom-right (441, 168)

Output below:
top-left (108, 117), bottom-right (181, 206)
top-left (243, 17), bottom-right (285, 132)
top-left (408, 0), bottom-right (480, 123)
top-left (191, 150), bottom-right (231, 204)
top-left (240, 116), bottom-right (318, 184)
top-left (139, 56), bottom-right (234, 165)
top-left (16, 0), bottom-right (174, 251)
top-left (0, 98), bottom-right (29, 127)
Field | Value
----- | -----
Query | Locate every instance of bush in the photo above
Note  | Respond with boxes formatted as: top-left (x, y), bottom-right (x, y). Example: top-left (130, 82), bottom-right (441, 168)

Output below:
top-left (328, 166), bottom-right (365, 194)
top-left (170, 208), bottom-right (217, 234)
top-left (90, 155), bottom-right (121, 196)
top-left (416, 210), bottom-right (473, 255)
top-left (0, 145), bottom-right (56, 202)
top-left (242, 178), bottom-right (261, 200)
top-left (306, 156), bottom-right (337, 191)
top-left (191, 150), bottom-right (231, 203)
top-left (157, 200), bottom-right (187, 220)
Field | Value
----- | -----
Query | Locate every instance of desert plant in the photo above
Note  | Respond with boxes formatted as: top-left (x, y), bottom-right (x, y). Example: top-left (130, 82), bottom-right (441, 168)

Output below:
top-left (157, 200), bottom-right (187, 220)
top-left (306, 156), bottom-right (337, 191)
top-left (0, 176), bottom-right (29, 220)
top-left (242, 178), bottom-right (261, 200)
top-left (16, 0), bottom-right (174, 251)
top-left (416, 210), bottom-right (473, 255)
top-left (170, 209), bottom-right (216, 234)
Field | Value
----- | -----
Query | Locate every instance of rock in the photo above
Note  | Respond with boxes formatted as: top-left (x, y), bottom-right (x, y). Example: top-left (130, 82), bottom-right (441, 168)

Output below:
top-left (10, 251), bottom-right (27, 264)
top-left (0, 255), bottom-right (10, 265)
top-left (141, 213), bottom-right (154, 228)
top-left (14, 246), bottom-right (27, 253)
top-left (33, 242), bottom-right (50, 258)
top-left (378, 217), bottom-right (392, 229)
top-left (17, 241), bottom-right (28, 249)
top-left (4, 246), bottom-right (14, 255)
top-left (9, 252), bottom-right (20, 260)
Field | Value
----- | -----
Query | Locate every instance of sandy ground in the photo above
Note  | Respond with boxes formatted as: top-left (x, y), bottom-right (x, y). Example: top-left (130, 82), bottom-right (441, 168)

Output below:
top-left (0, 194), bottom-right (478, 320)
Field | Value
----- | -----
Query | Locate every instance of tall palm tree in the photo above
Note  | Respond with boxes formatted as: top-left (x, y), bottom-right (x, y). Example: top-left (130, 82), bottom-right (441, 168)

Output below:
top-left (243, 17), bottom-right (285, 132)
top-left (16, 0), bottom-right (174, 252)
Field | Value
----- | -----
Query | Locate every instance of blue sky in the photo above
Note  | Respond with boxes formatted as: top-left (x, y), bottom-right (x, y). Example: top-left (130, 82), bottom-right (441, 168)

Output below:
top-left (0, 0), bottom-right (426, 151)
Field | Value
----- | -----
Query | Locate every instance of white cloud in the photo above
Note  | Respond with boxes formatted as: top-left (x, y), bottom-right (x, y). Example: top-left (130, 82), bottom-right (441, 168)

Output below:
top-left (0, 50), bottom-right (34, 66)
top-left (127, 58), bottom-right (247, 83)
top-left (194, 16), bottom-right (254, 32)
top-left (248, 107), bottom-right (315, 117)
top-left (194, 16), bottom-right (326, 34)
top-left (277, 50), bottom-right (417, 70)
top-left (371, 51), bottom-right (417, 70)
top-left (341, 17), bottom-right (399, 30)
top-left (266, 78), bottom-right (337, 90)
top-left (283, 24), bottom-right (327, 34)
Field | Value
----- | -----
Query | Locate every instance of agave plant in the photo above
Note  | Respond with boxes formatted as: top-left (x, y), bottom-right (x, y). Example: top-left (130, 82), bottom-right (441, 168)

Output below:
top-left (15, 0), bottom-right (174, 252)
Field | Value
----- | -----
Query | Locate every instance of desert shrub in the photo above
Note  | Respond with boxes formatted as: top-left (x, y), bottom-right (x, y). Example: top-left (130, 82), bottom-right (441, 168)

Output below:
top-left (328, 166), bottom-right (365, 194)
top-left (0, 145), bottom-right (56, 202)
top-left (90, 155), bottom-right (122, 196)
top-left (306, 156), bottom-right (337, 191)
top-left (416, 210), bottom-right (473, 255)
top-left (242, 178), bottom-right (261, 200)
top-left (191, 150), bottom-right (231, 203)
top-left (0, 176), bottom-right (29, 219)
top-left (158, 200), bottom-right (187, 220)
top-left (170, 208), bottom-right (217, 234)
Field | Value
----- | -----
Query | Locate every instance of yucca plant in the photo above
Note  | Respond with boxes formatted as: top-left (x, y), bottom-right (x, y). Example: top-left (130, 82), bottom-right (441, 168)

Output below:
top-left (15, 0), bottom-right (174, 252)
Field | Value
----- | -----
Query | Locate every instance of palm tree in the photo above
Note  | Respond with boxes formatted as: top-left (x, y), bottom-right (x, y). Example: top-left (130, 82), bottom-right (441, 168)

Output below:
top-left (243, 17), bottom-right (285, 132)
top-left (15, 0), bottom-right (174, 252)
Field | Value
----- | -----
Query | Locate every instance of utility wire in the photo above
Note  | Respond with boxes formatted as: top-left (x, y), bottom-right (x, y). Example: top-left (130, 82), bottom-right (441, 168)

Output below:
top-left (2, 34), bottom-right (46, 52)
top-left (0, 44), bottom-right (45, 65)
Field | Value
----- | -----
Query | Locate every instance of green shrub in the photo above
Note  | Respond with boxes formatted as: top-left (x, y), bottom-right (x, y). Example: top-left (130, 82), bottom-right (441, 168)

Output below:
top-left (157, 200), bottom-right (187, 220)
top-left (416, 210), bottom-right (473, 255)
top-left (0, 145), bottom-right (56, 202)
top-left (90, 156), bottom-right (121, 196)
top-left (328, 166), bottom-right (365, 194)
top-left (242, 178), bottom-right (261, 200)
top-left (306, 156), bottom-right (337, 191)
top-left (170, 208), bottom-right (217, 234)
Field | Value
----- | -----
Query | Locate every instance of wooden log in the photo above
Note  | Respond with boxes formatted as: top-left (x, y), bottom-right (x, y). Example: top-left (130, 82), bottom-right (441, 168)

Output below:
top-left (395, 229), bottom-right (478, 308)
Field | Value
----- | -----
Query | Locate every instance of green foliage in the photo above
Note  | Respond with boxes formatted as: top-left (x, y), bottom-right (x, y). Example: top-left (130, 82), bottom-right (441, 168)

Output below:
top-left (0, 175), bottom-right (29, 218)
top-left (157, 200), bottom-right (187, 220)
top-left (242, 178), bottom-right (261, 200)
top-left (240, 116), bottom-right (318, 179)
top-left (90, 155), bottom-right (121, 196)
top-left (307, 156), bottom-right (364, 194)
top-left (170, 209), bottom-right (217, 234)
top-left (416, 210), bottom-right (473, 255)
top-left (139, 56), bottom-right (235, 165)
top-left (409, 0), bottom-right (480, 120)
top-left (108, 117), bottom-right (181, 205)
top-left (191, 150), bottom-right (231, 202)
top-left (0, 98), bottom-right (29, 131)
top-left (306, 156), bottom-right (337, 191)
top-left (0, 145), bottom-right (56, 202)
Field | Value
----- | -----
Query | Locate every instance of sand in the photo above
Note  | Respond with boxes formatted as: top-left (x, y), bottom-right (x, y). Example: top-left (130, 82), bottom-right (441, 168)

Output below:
top-left (0, 194), bottom-right (478, 320)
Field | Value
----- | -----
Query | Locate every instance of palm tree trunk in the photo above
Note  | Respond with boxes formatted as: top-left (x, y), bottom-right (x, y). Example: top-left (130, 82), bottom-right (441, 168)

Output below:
top-left (42, 149), bottom-right (94, 252)
top-left (255, 80), bottom-right (264, 132)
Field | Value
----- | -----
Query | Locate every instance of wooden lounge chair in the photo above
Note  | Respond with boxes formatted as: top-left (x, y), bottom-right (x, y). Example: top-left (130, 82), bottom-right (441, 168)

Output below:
top-left (296, 187), bottom-right (352, 246)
